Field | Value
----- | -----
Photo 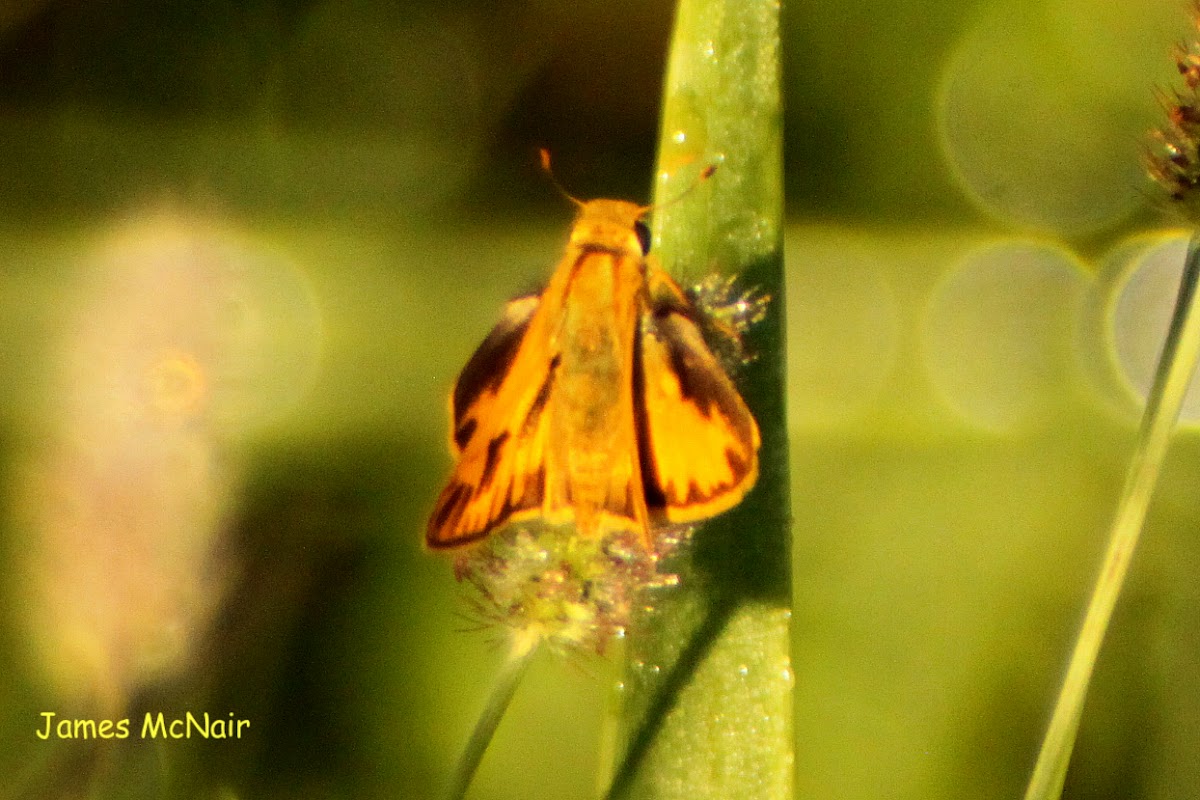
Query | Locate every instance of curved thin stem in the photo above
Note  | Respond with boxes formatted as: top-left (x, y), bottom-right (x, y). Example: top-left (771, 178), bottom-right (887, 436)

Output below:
top-left (1024, 234), bottom-right (1200, 800)
top-left (444, 634), bottom-right (540, 800)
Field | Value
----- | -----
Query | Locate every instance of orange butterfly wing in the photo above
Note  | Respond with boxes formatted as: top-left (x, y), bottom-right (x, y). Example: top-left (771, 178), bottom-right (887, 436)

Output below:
top-left (427, 293), bottom-right (558, 548)
top-left (636, 273), bottom-right (760, 524)
top-left (447, 294), bottom-right (540, 454)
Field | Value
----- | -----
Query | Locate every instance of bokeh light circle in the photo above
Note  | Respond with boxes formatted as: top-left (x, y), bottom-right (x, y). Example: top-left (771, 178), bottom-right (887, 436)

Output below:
top-left (937, 1), bottom-right (1181, 236)
top-left (72, 213), bottom-right (324, 437)
top-left (1102, 231), bottom-right (1200, 424)
top-left (922, 240), bottom-right (1086, 431)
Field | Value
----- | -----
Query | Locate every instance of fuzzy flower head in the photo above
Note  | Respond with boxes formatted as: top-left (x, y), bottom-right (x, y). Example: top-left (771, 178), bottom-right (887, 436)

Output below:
top-left (685, 273), bottom-right (770, 372)
top-left (453, 523), bottom-right (693, 656)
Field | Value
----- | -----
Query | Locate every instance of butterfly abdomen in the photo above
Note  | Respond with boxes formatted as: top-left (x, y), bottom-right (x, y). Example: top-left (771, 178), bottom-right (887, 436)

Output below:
top-left (546, 241), bottom-right (650, 538)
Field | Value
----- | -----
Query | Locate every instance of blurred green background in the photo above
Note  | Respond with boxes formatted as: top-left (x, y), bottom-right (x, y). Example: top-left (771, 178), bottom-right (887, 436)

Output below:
top-left (1, 0), bottom-right (1199, 798)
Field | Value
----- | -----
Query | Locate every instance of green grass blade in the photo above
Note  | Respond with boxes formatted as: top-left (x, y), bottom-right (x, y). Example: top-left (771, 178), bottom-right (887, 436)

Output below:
top-left (607, 0), bottom-right (792, 798)
top-left (1024, 234), bottom-right (1200, 800)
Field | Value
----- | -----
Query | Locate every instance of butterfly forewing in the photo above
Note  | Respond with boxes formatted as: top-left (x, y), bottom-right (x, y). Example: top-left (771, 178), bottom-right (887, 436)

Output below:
top-left (450, 294), bottom-right (540, 453)
top-left (637, 273), bottom-right (760, 523)
top-left (427, 292), bottom-right (562, 548)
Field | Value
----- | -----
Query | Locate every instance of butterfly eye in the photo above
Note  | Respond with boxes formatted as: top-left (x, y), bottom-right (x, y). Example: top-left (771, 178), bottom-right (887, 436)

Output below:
top-left (634, 220), bottom-right (652, 255)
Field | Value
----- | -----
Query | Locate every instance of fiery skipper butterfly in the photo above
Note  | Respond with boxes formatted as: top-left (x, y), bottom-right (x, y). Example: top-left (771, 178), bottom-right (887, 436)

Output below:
top-left (427, 159), bottom-right (760, 551)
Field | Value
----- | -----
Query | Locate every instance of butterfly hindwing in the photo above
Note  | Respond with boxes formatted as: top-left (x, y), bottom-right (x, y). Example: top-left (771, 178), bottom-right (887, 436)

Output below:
top-left (636, 272), bottom-right (760, 523)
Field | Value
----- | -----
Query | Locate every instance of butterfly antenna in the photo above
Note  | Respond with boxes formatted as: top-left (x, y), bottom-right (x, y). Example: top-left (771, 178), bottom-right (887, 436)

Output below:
top-left (649, 162), bottom-right (718, 214)
top-left (539, 148), bottom-right (585, 208)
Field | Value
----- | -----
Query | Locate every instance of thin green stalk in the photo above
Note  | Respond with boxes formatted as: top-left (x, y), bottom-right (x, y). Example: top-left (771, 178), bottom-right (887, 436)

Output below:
top-left (444, 635), bottom-right (539, 800)
top-left (607, 0), bottom-right (791, 798)
top-left (1024, 234), bottom-right (1200, 800)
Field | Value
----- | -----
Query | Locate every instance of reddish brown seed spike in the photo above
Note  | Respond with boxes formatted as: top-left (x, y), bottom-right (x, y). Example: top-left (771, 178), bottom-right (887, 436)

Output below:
top-left (1177, 103), bottom-right (1200, 131)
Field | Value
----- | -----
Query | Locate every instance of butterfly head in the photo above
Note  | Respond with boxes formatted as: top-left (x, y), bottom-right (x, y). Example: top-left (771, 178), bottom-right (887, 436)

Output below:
top-left (538, 148), bottom-right (715, 259)
top-left (569, 199), bottom-right (653, 257)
